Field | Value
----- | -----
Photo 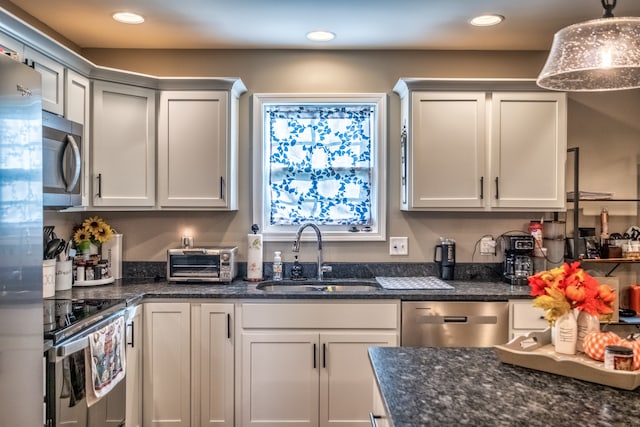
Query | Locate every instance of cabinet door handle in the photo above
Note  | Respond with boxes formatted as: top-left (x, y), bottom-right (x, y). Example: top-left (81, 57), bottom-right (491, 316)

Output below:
top-left (322, 343), bottom-right (327, 368)
top-left (494, 176), bottom-right (499, 200)
top-left (313, 343), bottom-right (317, 369)
top-left (480, 176), bottom-right (484, 200)
top-left (226, 313), bottom-right (231, 340)
top-left (369, 413), bottom-right (382, 427)
top-left (97, 173), bottom-right (102, 198)
top-left (127, 320), bottom-right (135, 348)
top-left (219, 176), bottom-right (225, 201)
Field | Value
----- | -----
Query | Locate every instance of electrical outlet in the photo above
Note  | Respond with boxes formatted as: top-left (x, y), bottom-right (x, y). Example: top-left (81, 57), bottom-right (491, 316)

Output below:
top-left (389, 237), bottom-right (408, 256)
top-left (480, 237), bottom-right (496, 256)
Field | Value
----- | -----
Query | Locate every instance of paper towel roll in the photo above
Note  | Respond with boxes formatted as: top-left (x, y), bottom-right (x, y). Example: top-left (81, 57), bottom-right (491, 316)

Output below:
top-left (247, 234), bottom-right (263, 280)
top-left (102, 234), bottom-right (123, 279)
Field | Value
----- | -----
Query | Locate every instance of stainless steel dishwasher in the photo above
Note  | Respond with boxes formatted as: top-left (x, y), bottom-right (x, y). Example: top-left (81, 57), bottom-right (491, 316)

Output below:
top-left (401, 301), bottom-right (508, 347)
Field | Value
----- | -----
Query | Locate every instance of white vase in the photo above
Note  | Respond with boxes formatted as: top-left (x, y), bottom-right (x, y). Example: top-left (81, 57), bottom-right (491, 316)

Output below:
top-left (89, 242), bottom-right (100, 255)
top-left (554, 310), bottom-right (577, 355)
top-left (576, 310), bottom-right (600, 353)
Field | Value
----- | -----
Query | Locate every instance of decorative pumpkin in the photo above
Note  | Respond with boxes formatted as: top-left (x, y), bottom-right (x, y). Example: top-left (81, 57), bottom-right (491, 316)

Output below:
top-left (582, 331), bottom-right (621, 361)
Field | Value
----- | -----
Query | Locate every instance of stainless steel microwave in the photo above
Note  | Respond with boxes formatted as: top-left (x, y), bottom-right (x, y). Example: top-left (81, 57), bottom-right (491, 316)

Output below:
top-left (167, 247), bottom-right (238, 282)
top-left (43, 111), bottom-right (82, 208)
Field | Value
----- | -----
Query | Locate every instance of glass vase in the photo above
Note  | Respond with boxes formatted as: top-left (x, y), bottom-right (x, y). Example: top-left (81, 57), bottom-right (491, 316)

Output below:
top-left (576, 310), bottom-right (600, 353)
top-left (554, 310), bottom-right (577, 355)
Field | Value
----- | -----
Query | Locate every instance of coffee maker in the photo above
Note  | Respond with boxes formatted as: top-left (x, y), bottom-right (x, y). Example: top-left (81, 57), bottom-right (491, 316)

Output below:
top-left (503, 235), bottom-right (534, 285)
top-left (434, 238), bottom-right (456, 280)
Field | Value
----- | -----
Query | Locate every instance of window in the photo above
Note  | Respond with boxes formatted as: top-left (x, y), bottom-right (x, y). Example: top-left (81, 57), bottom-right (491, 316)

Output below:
top-left (253, 94), bottom-right (386, 242)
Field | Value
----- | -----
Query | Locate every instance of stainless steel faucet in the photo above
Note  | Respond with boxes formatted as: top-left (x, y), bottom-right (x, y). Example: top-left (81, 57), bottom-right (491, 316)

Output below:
top-left (292, 222), bottom-right (330, 280)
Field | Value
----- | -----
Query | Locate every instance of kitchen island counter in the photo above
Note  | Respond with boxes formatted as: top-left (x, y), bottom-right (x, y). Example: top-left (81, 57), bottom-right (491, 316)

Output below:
top-left (61, 277), bottom-right (533, 305)
top-left (369, 346), bottom-right (640, 426)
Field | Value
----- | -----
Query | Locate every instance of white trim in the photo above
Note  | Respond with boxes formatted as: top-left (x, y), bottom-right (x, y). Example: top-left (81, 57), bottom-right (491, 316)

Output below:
top-left (252, 93), bottom-right (387, 242)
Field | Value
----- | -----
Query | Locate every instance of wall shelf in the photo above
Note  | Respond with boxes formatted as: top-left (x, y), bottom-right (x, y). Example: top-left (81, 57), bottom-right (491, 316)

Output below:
top-left (579, 258), bottom-right (640, 276)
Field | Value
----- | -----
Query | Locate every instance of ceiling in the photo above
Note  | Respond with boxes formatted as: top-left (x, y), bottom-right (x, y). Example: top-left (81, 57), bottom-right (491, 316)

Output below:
top-left (7, 0), bottom-right (640, 51)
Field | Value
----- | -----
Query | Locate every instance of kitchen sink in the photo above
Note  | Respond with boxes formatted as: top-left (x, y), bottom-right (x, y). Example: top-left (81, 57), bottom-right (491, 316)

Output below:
top-left (257, 279), bottom-right (380, 292)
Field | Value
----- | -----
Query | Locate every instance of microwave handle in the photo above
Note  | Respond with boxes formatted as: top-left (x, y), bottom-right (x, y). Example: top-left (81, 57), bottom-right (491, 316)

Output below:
top-left (63, 134), bottom-right (81, 192)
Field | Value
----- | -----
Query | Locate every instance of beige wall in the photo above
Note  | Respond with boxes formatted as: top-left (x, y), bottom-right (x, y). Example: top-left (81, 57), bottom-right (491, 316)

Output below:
top-left (45, 49), bottom-right (640, 277)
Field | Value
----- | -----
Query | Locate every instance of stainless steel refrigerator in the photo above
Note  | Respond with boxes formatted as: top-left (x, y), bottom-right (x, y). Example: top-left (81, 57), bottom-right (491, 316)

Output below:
top-left (0, 52), bottom-right (44, 426)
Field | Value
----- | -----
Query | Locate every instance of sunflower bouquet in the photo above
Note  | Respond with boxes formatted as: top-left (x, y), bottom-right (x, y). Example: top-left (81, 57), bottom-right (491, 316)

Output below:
top-left (73, 216), bottom-right (115, 252)
top-left (528, 261), bottom-right (616, 325)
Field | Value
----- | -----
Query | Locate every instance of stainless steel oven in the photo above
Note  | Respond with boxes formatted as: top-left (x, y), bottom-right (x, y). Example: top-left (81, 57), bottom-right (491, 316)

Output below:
top-left (44, 299), bottom-right (127, 427)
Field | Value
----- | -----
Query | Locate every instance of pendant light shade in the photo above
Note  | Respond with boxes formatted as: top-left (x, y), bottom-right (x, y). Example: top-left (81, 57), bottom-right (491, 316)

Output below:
top-left (537, 3), bottom-right (640, 92)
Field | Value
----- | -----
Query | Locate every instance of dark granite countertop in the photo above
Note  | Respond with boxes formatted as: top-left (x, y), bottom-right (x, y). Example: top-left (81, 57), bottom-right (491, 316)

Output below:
top-left (55, 277), bottom-right (533, 305)
top-left (369, 346), bottom-right (640, 427)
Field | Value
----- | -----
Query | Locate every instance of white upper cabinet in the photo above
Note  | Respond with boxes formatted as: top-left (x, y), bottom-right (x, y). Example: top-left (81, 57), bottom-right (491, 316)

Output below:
top-left (24, 46), bottom-right (65, 115)
top-left (489, 92), bottom-right (567, 210)
top-left (158, 90), bottom-right (237, 209)
top-left (394, 79), bottom-right (567, 212)
top-left (407, 91), bottom-right (486, 209)
top-left (92, 81), bottom-right (156, 207)
top-left (65, 70), bottom-right (91, 206)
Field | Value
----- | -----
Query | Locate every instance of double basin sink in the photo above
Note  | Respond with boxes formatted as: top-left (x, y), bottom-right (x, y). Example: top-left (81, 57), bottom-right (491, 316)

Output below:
top-left (257, 279), bottom-right (380, 292)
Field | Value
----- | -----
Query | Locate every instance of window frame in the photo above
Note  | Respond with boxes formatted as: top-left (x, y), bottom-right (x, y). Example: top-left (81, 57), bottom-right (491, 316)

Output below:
top-left (252, 93), bottom-right (387, 242)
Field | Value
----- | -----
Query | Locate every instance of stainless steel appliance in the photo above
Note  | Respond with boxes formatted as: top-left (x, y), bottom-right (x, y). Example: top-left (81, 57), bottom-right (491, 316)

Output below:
top-left (167, 247), bottom-right (238, 282)
top-left (503, 235), bottom-right (534, 285)
top-left (434, 238), bottom-right (455, 280)
top-left (42, 111), bottom-right (82, 208)
top-left (0, 53), bottom-right (43, 426)
top-left (401, 301), bottom-right (508, 347)
top-left (44, 298), bottom-right (127, 427)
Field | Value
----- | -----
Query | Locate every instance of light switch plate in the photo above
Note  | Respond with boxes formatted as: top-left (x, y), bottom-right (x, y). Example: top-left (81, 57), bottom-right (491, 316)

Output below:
top-left (389, 237), bottom-right (408, 256)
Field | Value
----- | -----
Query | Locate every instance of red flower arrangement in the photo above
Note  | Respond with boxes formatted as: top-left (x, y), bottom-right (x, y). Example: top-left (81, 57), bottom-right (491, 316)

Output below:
top-left (528, 261), bottom-right (616, 324)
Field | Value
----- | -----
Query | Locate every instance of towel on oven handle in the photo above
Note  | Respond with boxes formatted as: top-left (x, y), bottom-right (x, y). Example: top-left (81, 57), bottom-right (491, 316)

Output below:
top-left (84, 315), bottom-right (126, 407)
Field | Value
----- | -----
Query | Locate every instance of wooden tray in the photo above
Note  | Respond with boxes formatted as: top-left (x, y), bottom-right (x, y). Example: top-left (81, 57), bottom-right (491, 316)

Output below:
top-left (494, 329), bottom-right (640, 390)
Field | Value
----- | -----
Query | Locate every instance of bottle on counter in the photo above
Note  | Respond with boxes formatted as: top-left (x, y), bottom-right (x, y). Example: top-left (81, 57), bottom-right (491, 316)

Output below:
top-left (290, 255), bottom-right (304, 280)
top-left (272, 251), bottom-right (283, 281)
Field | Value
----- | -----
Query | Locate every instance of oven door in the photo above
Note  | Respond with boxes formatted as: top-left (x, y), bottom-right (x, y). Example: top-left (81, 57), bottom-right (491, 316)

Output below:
top-left (46, 314), bottom-right (126, 427)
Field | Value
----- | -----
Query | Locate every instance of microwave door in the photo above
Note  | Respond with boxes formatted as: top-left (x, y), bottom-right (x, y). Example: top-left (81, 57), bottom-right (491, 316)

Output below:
top-left (62, 134), bottom-right (81, 192)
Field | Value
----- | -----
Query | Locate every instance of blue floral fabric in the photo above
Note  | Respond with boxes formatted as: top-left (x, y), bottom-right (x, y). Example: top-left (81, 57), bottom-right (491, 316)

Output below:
top-left (266, 104), bottom-right (374, 225)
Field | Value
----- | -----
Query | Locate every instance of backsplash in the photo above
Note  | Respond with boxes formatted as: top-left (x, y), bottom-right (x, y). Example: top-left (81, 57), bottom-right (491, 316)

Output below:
top-left (122, 261), bottom-right (504, 282)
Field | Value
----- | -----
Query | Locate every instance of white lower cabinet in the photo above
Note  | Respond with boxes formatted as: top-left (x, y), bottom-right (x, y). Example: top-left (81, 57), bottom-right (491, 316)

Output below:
top-left (370, 382), bottom-right (389, 427)
top-left (193, 303), bottom-right (235, 426)
top-left (508, 299), bottom-right (548, 339)
top-left (143, 302), bottom-right (191, 426)
top-left (238, 302), bottom-right (399, 427)
top-left (142, 302), bottom-right (234, 427)
top-left (126, 305), bottom-right (143, 427)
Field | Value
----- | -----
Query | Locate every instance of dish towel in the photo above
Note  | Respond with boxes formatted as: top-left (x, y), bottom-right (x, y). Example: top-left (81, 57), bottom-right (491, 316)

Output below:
top-left (84, 315), bottom-right (126, 407)
top-left (375, 276), bottom-right (454, 290)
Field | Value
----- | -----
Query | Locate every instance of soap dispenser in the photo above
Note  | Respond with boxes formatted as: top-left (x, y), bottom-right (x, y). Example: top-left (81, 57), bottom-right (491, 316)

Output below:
top-left (272, 251), bottom-right (283, 281)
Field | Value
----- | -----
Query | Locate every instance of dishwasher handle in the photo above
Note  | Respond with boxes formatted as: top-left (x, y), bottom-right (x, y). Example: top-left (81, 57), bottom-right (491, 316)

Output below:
top-left (416, 315), bottom-right (498, 325)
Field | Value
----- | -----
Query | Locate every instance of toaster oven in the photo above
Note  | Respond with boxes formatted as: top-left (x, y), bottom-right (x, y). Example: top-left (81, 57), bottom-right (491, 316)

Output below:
top-left (167, 247), bottom-right (238, 282)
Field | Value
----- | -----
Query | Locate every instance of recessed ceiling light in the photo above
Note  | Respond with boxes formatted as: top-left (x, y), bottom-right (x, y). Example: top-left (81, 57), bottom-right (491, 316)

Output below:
top-left (306, 30), bottom-right (336, 42)
top-left (112, 12), bottom-right (145, 25)
top-left (469, 14), bottom-right (505, 27)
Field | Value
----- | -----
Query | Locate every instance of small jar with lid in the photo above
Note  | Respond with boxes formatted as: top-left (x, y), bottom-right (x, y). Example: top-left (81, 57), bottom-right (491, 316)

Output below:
top-left (604, 345), bottom-right (634, 371)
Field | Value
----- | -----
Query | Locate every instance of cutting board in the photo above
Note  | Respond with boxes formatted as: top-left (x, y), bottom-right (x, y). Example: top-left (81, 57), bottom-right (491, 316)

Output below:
top-left (375, 276), bottom-right (454, 290)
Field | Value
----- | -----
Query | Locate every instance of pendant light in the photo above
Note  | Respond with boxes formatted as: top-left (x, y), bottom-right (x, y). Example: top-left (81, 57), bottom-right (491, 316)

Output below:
top-left (537, 0), bottom-right (640, 92)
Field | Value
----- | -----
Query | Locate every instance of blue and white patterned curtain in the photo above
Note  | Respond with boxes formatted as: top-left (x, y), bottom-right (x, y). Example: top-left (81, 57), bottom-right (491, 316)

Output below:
top-left (266, 104), bottom-right (374, 225)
